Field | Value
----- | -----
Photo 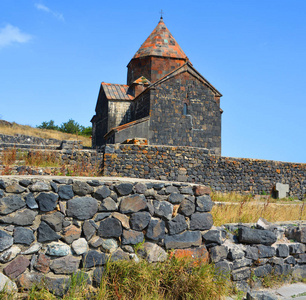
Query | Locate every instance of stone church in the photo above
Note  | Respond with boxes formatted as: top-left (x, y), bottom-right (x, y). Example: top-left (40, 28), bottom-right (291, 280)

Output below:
top-left (91, 17), bottom-right (223, 155)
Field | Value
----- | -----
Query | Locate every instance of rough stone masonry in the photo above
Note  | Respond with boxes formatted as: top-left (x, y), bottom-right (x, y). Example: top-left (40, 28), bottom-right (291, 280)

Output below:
top-left (0, 176), bottom-right (305, 296)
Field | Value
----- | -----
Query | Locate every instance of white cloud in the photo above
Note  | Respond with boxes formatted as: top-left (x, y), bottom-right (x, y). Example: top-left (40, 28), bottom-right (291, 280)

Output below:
top-left (0, 24), bottom-right (33, 49)
top-left (35, 3), bottom-right (64, 21)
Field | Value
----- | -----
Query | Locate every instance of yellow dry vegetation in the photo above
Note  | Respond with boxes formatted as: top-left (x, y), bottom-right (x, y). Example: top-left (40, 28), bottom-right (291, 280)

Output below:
top-left (212, 200), bottom-right (305, 226)
top-left (0, 122), bottom-right (91, 147)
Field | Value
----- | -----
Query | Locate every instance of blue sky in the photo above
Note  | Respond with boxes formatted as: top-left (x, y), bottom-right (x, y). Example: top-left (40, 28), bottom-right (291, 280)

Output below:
top-left (0, 0), bottom-right (305, 163)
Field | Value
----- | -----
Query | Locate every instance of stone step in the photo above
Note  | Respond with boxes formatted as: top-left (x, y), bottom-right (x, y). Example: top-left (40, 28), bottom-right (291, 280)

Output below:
top-left (0, 143), bottom-right (60, 150)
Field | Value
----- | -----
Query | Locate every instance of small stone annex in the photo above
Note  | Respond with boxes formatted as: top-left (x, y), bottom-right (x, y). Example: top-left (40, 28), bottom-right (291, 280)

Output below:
top-left (91, 17), bottom-right (223, 155)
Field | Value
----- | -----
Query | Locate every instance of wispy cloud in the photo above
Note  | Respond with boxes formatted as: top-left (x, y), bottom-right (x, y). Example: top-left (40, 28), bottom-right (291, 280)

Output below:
top-left (0, 24), bottom-right (33, 49)
top-left (35, 3), bottom-right (64, 21)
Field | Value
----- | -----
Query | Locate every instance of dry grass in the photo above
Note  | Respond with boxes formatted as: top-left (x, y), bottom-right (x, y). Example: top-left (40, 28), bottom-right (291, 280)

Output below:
top-left (212, 199), bottom-right (305, 226)
top-left (0, 122), bottom-right (91, 147)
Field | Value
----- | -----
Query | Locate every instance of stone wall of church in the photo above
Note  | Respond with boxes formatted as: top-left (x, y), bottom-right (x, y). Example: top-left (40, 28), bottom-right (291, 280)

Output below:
top-left (103, 144), bottom-right (306, 199)
top-left (148, 72), bottom-right (221, 154)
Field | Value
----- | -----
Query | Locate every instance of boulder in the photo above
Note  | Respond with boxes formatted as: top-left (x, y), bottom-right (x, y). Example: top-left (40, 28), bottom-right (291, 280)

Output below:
top-left (98, 217), bottom-right (122, 238)
top-left (130, 211), bottom-right (151, 231)
top-left (238, 226), bottom-right (277, 245)
top-left (119, 194), bottom-right (147, 213)
top-left (66, 197), bottom-right (98, 220)
top-left (0, 195), bottom-right (26, 215)
top-left (0, 230), bottom-right (13, 252)
top-left (167, 214), bottom-right (187, 235)
top-left (14, 227), bottom-right (34, 245)
top-left (36, 192), bottom-right (58, 212)
top-left (164, 231), bottom-right (201, 249)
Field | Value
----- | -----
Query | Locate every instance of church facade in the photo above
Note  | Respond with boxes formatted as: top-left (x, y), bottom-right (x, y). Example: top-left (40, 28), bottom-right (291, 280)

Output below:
top-left (91, 17), bottom-right (223, 155)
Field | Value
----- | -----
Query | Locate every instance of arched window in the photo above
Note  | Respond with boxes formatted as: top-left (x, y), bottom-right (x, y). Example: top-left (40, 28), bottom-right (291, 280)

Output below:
top-left (183, 103), bottom-right (188, 115)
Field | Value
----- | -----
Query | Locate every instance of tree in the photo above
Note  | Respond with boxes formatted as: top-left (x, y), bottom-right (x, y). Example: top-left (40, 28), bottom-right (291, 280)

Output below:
top-left (37, 120), bottom-right (59, 130)
top-left (59, 119), bottom-right (84, 134)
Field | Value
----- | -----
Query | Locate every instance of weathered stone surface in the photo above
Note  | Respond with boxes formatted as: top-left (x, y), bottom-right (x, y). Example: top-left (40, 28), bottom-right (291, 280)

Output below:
top-left (99, 197), bottom-right (118, 211)
top-left (209, 245), bottom-right (228, 263)
top-left (29, 181), bottom-right (51, 192)
top-left (6, 183), bottom-right (26, 193)
top-left (24, 193), bottom-right (38, 209)
top-left (146, 218), bottom-right (165, 241)
top-left (119, 194), bottom-right (147, 213)
top-left (34, 253), bottom-right (50, 273)
top-left (95, 212), bottom-right (111, 221)
top-left (165, 185), bottom-right (179, 194)
top-left (0, 180), bottom-right (6, 190)
top-left (203, 230), bottom-right (224, 246)
top-left (164, 231), bottom-right (201, 249)
top-left (93, 186), bottom-right (111, 200)
top-left (17, 272), bottom-right (43, 290)
top-left (168, 193), bottom-right (184, 204)
top-left (275, 244), bottom-right (289, 258)
top-left (179, 198), bottom-right (195, 216)
top-left (3, 256), bottom-right (30, 279)
top-left (215, 260), bottom-right (232, 275)
top-left (37, 221), bottom-right (61, 242)
top-left (289, 243), bottom-right (306, 254)
top-left (190, 213), bottom-right (213, 230)
top-left (14, 227), bottom-right (34, 245)
top-left (112, 212), bottom-right (130, 229)
top-left (21, 243), bottom-right (42, 255)
top-left (170, 245), bottom-right (209, 264)
top-left (193, 185), bottom-right (211, 196)
top-left (232, 258), bottom-right (252, 270)
top-left (46, 242), bottom-right (71, 256)
top-left (138, 242), bottom-right (167, 263)
top-left (0, 272), bottom-right (17, 293)
top-left (98, 217), bottom-right (122, 238)
top-left (153, 200), bottom-right (173, 221)
top-left (82, 220), bottom-right (97, 240)
top-left (50, 181), bottom-right (58, 193)
top-left (44, 275), bottom-right (71, 297)
top-left (244, 245), bottom-right (259, 260)
top-left (134, 182), bottom-right (147, 194)
top-left (285, 256), bottom-right (296, 265)
top-left (253, 265), bottom-right (273, 277)
top-left (274, 264), bottom-right (292, 276)
top-left (167, 214), bottom-right (187, 235)
top-left (0, 190), bottom-right (3, 198)
top-left (130, 211), bottom-right (151, 231)
top-left (257, 245), bottom-right (276, 258)
top-left (0, 195), bottom-right (26, 215)
top-left (41, 211), bottom-right (64, 232)
top-left (62, 225), bottom-right (82, 244)
top-left (36, 192), bottom-right (58, 212)
top-left (66, 197), bottom-right (98, 220)
top-left (109, 248), bottom-right (130, 261)
top-left (238, 226), bottom-right (277, 246)
top-left (227, 245), bottom-right (245, 260)
top-left (231, 267), bottom-right (251, 281)
top-left (0, 245), bottom-right (20, 263)
top-left (0, 230), bottom-right (13, 252)
top-left (82, 250), bottom-right (107, 268)
top-left (72, 238), bottom-right (88, 255)
top-left (58, 185), bottom-right (74, 200)
top-left (115, 183), bottom-right (133, 196)
top-left (50, 256), bottom-right (80, 274)
top-left (89, 236), bottom-right (103, 248)
top-left (286, 226), bottom-right (306, 243)
top-left (101, 239), bottom-right (118, 253)
top-left (0, 209), bottom-right (37, 226)
top-left (73, 181), bottom-right (94, 196)
top-left (196, 195), bottom-right (214, 212)
top-left (180, 186), bottom-right (193, 195)
top-left (122, 229), bottom-right (144, 245)
top-left (246, 290), bottom-right (278, 300)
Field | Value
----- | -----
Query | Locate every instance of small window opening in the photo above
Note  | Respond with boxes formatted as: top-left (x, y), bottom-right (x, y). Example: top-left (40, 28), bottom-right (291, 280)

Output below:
top-left (183, 103), bottom-right (188, 115)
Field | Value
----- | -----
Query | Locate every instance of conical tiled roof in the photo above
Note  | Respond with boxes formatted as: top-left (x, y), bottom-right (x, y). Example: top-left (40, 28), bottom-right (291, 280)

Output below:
top-left (132, 17), bottom-right (188, 60)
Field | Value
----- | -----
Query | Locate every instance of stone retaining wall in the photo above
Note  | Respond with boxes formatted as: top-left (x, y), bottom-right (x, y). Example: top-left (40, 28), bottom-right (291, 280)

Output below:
top-left (102, 144), bottom-right (306, 199)
top-left (0, 134), bottom-right (62, 146)
top-left (0, 176), bottom-right (305, 296)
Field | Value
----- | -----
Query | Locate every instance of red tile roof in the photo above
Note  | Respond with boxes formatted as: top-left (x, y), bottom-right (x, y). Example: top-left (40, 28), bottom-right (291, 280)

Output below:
top-left (101, 82), bottom-right (134, 100)
top-left (132, 17), bottom-right (188, 60)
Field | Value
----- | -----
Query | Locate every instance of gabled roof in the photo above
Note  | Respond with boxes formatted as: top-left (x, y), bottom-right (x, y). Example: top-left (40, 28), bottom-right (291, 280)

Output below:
top-left (132, 17), bottom-right (188, 60)
top-left (134, 62), bottom-right (222, 98)
top-left (132, 76), bottom-right (151, 85)
top-left (101, 82), bottom-right (134, 100)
